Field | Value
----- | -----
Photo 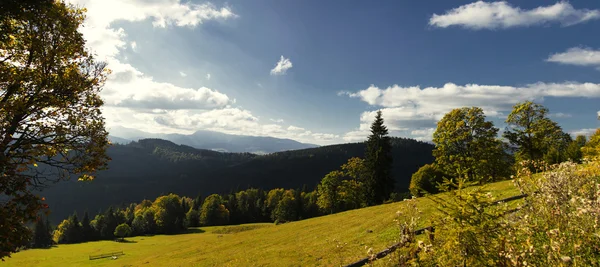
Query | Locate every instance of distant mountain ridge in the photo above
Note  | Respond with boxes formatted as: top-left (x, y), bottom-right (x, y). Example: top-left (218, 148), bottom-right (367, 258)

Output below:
top-left (107, 126), bottom-right (318, 154)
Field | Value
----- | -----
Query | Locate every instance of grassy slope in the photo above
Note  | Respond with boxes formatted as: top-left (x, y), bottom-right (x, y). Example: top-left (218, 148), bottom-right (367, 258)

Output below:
top-left (4, 180), bottom-right (519, 267)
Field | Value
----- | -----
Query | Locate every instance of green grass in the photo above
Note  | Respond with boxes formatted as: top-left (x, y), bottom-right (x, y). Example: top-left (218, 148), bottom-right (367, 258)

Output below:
top-left (4, 180), bottom-right (519, 267)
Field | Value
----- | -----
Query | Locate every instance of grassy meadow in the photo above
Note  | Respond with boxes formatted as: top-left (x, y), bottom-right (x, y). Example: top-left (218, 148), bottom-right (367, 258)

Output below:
top-left (4, 180), bottom-right (519, 267)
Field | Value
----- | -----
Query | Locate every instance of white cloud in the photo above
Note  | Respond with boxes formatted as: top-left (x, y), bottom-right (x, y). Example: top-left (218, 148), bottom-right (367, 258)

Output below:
top-left (410, 128), bottom-right (436, 142)
top-left (343, 82), bottom-right (600, 109)
top-left (547, 47), bottom-right (600, 69)
top-left (270, 118), bottom-right (284, 123)
top-left (130, 41), bottom-right (137, 52)
top-left (429, 1), bottom-right (600, 30)
top-left (270, 56), bottom-right (293, 75)
top-left (108, 107), bottom-right (339, 145)
top-left (570, 128), bottom-right (598, 137)
top-left (65, 0), bottom-right (342, 145)
top-left (287, 125), bottom-right (305, 132)
top-left (342, 130), bottom-right (370, 143)
top-left (341, 81), bottom-right (600, 141)
top-left (549, 112), bottom-right (572, 118)
top-left (68, 0), bottom-right (236, 59)
top-left (104, 61), bottom-right (231, 110)
top-left (179, 71), bottom-right (187, 77)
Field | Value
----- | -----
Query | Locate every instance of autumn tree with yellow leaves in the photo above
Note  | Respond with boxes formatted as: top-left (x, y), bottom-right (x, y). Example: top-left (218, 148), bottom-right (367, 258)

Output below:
top-left (1, 0), bottom-right (110, 258)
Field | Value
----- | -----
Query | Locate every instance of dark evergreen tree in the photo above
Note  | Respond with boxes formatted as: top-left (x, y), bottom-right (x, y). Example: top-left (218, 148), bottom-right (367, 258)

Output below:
top-left (364, 110), bottom-right (394, 205)
top-left (32, 217), bottom-right (52, 248)
top-left (44, 217), bottom-right (53, 246)
top-left (192, 194), bottom-right (203, 211)
top-left (294, 188), bottom-right (303, 219)
top-left (81, 211), bottom-right (95, 242)
top-left (125, 203), bottom-right (136, 225)
top-left (101, 207), bottom-right (118, 239)
top-left (66, 212), bottom-right (82, 243)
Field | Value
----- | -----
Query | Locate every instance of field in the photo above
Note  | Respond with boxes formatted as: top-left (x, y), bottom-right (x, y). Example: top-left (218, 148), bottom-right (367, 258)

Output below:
top-left (4, 180), bottom-right (519, 267)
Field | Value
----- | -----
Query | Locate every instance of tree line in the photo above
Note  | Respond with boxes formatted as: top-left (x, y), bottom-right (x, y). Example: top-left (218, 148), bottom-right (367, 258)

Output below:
top-left (410, 101), bottom-right (591, 197)
top-left (29, 111), bottom-right (396, 247)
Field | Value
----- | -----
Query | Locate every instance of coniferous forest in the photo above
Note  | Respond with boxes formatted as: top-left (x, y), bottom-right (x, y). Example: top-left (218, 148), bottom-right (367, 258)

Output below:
top-left (38, 136), bottom-right (434, 223)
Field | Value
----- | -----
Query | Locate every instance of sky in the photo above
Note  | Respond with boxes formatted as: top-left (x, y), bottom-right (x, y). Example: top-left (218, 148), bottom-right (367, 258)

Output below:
top-left (67, 0), bottom-right (600, 145)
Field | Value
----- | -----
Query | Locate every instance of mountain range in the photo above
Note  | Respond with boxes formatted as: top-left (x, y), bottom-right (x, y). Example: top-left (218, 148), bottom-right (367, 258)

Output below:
top-left (107, 126), bottom-right (318, 154)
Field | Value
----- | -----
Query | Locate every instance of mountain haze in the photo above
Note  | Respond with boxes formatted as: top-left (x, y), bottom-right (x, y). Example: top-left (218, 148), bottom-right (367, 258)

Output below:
top-left (108, 126), bottom-right (318, 154)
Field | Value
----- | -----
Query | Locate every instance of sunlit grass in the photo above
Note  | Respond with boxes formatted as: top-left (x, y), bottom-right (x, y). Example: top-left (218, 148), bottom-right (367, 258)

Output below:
top-left (4, 180), bottom-right (519, 267)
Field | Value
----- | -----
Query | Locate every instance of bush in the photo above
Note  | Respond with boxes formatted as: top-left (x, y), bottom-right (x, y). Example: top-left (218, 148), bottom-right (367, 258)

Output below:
top-left (409, 164), bottom-right (445, 197)
top-left (114, 223), bottom-right (131, 241)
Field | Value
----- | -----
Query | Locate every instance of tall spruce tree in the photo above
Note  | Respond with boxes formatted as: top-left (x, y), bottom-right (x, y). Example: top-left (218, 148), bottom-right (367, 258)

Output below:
top-left (45, 217), bottom-right (53, 246)
top-left (81, 211), bottom-right (94, 242)
top-left (66, 212), bottom-right (82, 243)
top-left (364, 110), bottom-right (394, 205)
top-left (32, 217), bottom-right (52, 248)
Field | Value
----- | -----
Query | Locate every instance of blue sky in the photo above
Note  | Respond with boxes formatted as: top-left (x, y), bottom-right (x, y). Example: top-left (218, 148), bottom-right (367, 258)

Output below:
top-left (70, 0), bottom-right (600, 145)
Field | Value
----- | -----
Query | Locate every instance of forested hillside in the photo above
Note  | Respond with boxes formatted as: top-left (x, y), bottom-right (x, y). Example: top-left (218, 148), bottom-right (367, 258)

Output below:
top-left (39, 137), bottom-right (434, 222)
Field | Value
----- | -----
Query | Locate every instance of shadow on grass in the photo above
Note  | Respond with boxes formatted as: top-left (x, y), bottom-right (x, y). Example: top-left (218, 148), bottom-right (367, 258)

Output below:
top-left (183, 228), bottom-right (205, 234)
top-left (28, 244), bottom-right (57, 250)
top-left (115, 239), bottom-right (138, 243)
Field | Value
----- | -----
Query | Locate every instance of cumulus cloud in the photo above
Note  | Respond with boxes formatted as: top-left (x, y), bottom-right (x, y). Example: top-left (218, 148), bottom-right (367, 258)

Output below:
top-left (429, 1), bottom-right (600, 30)
top-left (270, 118), bottom-right (284, 123)
top-left (570, 128), bottom-right (598, 137)
top-left (342, 82), bottom-right (600, 109)
top-left (102, 61), bottom-right (231, 110)
top-left (410, 128), bottom-right (436, 142)
top-left (68, 0), bottom-right (236, 59)
top-left (287, 126), bottom-right (305, 132)
top-left (270, 56), bottom-right (293, 75)
top-left (547, 47), bottom-right (600, 70)
top-left (341, 81), bottom-right (600, 141)
top-left (130, 41), bottom-right (137, 51)
top-left (65, 0), bottom-right (342, 145)
top-left (179, 71), bottom-right (187, 77)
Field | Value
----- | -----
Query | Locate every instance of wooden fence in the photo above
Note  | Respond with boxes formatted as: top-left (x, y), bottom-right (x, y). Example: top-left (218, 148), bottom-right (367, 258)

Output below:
top-left (342, 194), bottom-right (528, 267)
top-left (89, 251), bottom-right (124, 260)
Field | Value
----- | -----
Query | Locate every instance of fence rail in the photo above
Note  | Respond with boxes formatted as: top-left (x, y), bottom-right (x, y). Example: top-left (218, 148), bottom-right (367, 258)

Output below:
top-left (342, 194), bottom-right (528, 267)
top-left (89, 251), bottom-right (124, 260)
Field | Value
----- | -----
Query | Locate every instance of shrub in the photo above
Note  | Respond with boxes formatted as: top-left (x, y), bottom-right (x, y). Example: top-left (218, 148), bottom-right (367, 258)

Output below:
top-left (392, 159), bottom-right (600, 266)
top-left (409, 164), bottom-right (445, 197)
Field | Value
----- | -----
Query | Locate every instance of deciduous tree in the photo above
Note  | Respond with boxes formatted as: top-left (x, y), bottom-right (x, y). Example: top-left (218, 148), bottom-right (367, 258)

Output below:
top-left (409, 163), bottom-right (446, 197)
top-left (152, 194), bottom-right (185, 234)
top-left (0, 0), bottom-right (109, 258)
top-left (582, 129), bottom-right (600, 159)
top-left (316, 170), bottom-right (343, 214)
top-left (113, 223), bottom-right (131, 242)
top-left (200, 194), bottom-right (230, 226)
top-left (504, 101), bottom-right (569, 163)
top-left (433, 107), bottom-right (511, 183)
